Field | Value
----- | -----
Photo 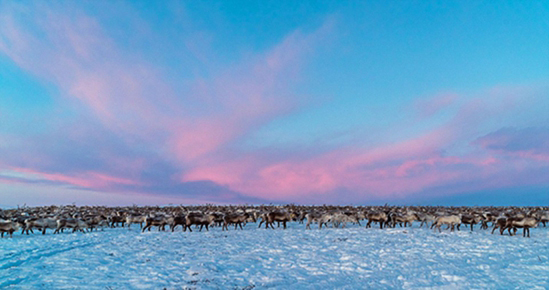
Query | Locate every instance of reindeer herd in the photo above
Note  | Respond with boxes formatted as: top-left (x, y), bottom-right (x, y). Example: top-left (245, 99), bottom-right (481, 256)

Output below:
top-left (1, 204), bottom-right (548, 239)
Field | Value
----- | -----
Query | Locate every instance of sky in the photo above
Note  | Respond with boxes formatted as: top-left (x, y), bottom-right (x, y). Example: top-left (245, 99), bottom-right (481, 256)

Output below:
top-left (1, 0), bottom-right (548, 206)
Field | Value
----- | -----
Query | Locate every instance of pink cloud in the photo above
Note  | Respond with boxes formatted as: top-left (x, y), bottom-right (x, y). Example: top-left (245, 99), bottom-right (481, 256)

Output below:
top-left (474, 127), bottom-right (549, 162)
top-left (9, 167), bottom-right (143, 189)
top-left (182, 88), bottom-right (549, 202)
top-left (0, 3), bottom-right (330, 165)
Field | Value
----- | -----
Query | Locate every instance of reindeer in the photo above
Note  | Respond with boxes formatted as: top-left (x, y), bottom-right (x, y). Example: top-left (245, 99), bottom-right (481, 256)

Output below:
top-left (0, 219), bottom-right (20, 238)
top-left (54, 218), bottom-right (88, 234)
top-left (108, 214), bottom-right (125, 228)
top-left (210, 212), bottom-right (225, 227)
top-left (432, 215), bottom-right (461, 232)
top-left (491, 217), bottom-right (507, 235)
top-left (84, 214), bottom-right (109, 232)
top-left (185, 212), bottom-right (215, 232)
top-left (417, 213), bottom-right (436, 228)
top-left (169, 215), bottom-right (187, 232)
top-left (24, 218), bottom-right (57, 235)
top-left (304, 212), bottom-right (323, 229)
top-left (330, 212), bottom-right (359, 228)
top-left (366, 212), bottom-right (388, 229)
top-left (264, 211), bottom-right (295, 229)
top-left (532, 211), bottom-right (549, 227)
top-left (142, 215), bottom-right (169, 232)
top-left (502, 217), bottom-right (539, 237)
top-left (222, 212), bottom-right (249, 231)
top-left (459, 214), bottom-right (481, 231)
top-left (318, 212), bottom-right (334, 229)
top-left (480, 212), bottom-right (496, 230)
top-left (389, 212), bottom-right (419, 228)
top-left (126, 215), bottom-right (147, 229)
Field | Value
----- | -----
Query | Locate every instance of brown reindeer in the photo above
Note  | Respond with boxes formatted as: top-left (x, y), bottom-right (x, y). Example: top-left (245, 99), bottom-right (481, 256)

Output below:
top-left (491, 217), bottom-right (507, 235)
top-left (459, 214), bottom-right (481, 231)
top-left (389, 212), bottom-right (419, 228)
top-left (0, 219), bottom-right (20, 238)
top-left (169, 215), bottom-right (187, 232)
top-left (502, 217), bottom-right (539, 237)
top-left (480, 212), bottom-right (496, 230)
top-left (264, 211), bottom-right (295, 229)
top-left (222, 212), bottom-right (249, 231)
top-left (142, 215), bottom-right (169, 232)
top-left (185, 212), bottom-right (215, 232)
top-left (366, 212), bottom-right (388, 229)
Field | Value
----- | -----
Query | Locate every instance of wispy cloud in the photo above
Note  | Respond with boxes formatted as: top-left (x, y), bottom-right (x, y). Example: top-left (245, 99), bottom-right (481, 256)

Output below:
top-left (474, 127), bottom-right (549, 162)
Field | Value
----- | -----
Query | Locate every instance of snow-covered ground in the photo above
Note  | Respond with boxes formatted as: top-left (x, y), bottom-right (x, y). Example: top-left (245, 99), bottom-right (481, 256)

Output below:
top-left (1, 222), bottom-right (549, 289)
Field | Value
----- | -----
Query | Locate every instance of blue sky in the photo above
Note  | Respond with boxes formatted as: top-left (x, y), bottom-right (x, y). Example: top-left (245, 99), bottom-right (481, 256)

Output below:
top-left (0, 0), bottom-right (548, 206)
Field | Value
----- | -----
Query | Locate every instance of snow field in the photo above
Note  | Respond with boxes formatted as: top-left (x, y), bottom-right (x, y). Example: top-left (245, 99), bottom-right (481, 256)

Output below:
top-left (1, 223), bottom-right (549, 289)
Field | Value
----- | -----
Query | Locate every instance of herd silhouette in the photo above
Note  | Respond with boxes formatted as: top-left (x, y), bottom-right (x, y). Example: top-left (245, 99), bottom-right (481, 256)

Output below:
top-left (1, 204), bottom-right (547, 238)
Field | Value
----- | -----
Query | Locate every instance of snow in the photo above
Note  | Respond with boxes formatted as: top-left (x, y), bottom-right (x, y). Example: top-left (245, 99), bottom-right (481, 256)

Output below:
top-left (1, 223), bottom-right (549, 289)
